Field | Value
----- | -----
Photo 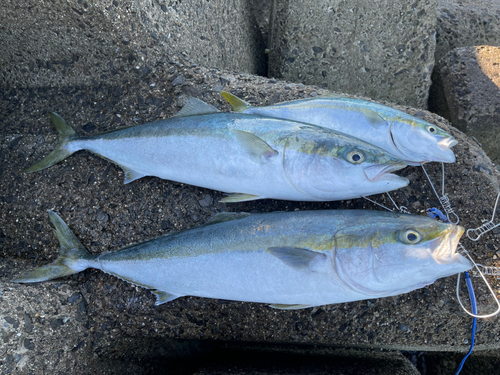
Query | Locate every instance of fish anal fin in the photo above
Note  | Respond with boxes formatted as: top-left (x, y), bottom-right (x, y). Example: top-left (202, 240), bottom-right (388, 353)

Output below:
top-left (153, 290), bottom-right (180, 305)
top-left (231, 129), bottom-right (278, 164)
top-left (173, 97), bottom-right (219, 118)
top-left (220, 193), bottom-right (262, 203)
top-left (359, 107), bottom-right (387, 126)
top-left (267, 247), bottom-right (327, 271)
top-left (269, 304), bottom-right (312, 310)
top-left (220, 91), bottom-right (251, 112)
top-left (122, 166), bottom-right (146, 184)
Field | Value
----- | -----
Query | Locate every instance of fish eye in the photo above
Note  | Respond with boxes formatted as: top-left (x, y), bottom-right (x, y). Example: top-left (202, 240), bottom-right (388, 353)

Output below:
top-left (426, 125), bottom-right (437, 134)
top-left (347, 150), bottom-right (365, 164)
top-left (403, 230), bottom-right (421, 244)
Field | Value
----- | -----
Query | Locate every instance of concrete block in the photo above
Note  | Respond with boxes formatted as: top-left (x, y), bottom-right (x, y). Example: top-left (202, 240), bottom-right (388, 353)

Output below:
top-left (268, 0), bottom-right (438, 108)
top-left (436, 0), bottom-right (500, 62)
top-left (0, 0), bottom-right (266, 88)
top-left (436, 45), bottom-right (500, 164)
top-left (2, 57), bottom-right (500, 374)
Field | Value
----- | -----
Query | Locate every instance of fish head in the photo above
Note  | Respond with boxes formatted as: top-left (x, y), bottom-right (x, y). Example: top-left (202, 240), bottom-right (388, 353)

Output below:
top-left (389, 117), bottom-right (457, 165)
top-left (333, 213), bottom-right (472, 297)
top-left (283, 128), bottom-right (409, 200)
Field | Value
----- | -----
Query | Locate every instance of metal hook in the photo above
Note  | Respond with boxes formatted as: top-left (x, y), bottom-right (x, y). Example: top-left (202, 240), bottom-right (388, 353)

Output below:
top-left (386, 192), bottom-right (411, 214)
top-left (466, 191), bottom-right (500, 241)
top-left (362, 195), bottom-right (394, 212)
top-left (473, 264), bottom-right (500, 278)
top-left (362, 194), bottom-right (411, 214)
top-left (421, 163), bottom-right (460, 225)
top-left (456, 244), bottom-right (500, 319)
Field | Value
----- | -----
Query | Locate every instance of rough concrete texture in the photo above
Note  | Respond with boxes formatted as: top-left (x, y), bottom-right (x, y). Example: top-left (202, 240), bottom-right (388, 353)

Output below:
top-left (435, 45), bottom-right (500, 164)
top-left (267, 0), bottom-right (437, 109)
top-left (0, 0), bottom-right (267, 88)
top-left (436, 0), bottom-right (500, 62)
top-left (2, 55), bottom-right (500, 373)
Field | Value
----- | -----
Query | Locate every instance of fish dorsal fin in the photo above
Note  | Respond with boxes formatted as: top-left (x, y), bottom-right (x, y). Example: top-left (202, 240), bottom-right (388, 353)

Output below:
top-left (269, 304), bottom-right (312, 310)
top-left (267, 247), bottom-right (327, 271)
top-left (219, 193), bottom-right (262, 203)
top-left (221, 91), bottom-right (252, 112)
top-left (172, 97), bottom-right (219, 118)
top-left (122, 166), bottom-right (146, 184)
top-left (231, 129), bottom-right (278, 164)
top-left (153, 290), bottom-right (180, 305)
top-left (359, 107), bottom-right (387, 127)
top-left (205, 212), bottom-right (252, 225)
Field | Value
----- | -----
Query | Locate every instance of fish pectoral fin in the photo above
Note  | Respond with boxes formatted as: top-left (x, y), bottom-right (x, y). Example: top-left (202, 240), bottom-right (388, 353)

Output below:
top-left (269, 304), bottom-right (312, 310)
top-left (153, 290), bottom-right (180, 305)
top-left (359, 107), bottom-right (387, 127)
top-left (219, 193), bottom-right (262, 203)
top-left (267, 247), bottom-right (328, 271)
top-left (172, 97), bottom-right (219, 118)
top-left (231, 129), bottom-right (278, 164)
top-left (205, 212), bottom-right (252, 225)
top-left (220, 91), bottom-right (251, 112)
top-left (122, 166), bottom-right (146, 184)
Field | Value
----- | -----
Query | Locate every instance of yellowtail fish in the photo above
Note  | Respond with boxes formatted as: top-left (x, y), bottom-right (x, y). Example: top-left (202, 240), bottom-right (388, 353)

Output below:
top-left (221, 91), bottom-right (457, 166)
top-left (23, 111), bottom-right (408, 202)
top-left (13, 210), bottom-right (471, 309)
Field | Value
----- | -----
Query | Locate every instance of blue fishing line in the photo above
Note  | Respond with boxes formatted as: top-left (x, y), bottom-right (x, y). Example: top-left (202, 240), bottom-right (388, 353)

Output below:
top-left (455, 271), bottom-right (477, 375)
top-left (427, 208), bottom-right (477, 374)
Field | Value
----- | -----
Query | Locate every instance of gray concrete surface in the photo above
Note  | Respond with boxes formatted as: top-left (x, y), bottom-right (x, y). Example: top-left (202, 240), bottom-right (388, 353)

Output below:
top-left (268, 0), bottom-right (438, 108)
top-left (2, 58), bottom-right (500, 373)
top-left (436, 0), bottom-right (500, 62)
top-left (0, 0), bottom-right (266, 88)
top-left (434, 45), bottom-right (500, 164)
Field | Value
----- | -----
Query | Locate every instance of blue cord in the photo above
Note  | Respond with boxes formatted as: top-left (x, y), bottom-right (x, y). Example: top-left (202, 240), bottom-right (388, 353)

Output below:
top-left (426, 208), bottom-right (477, 374)
top-left (455, 271), bottom-right (477, 375)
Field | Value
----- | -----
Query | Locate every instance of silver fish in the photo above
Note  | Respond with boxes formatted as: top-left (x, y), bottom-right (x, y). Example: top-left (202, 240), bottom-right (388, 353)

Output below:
top-left (13, 210), bottom-right (472, 309)
top-left (221, 92), bottom-right (458, 166)
top-left (23, 111), bottom-right (408, 202)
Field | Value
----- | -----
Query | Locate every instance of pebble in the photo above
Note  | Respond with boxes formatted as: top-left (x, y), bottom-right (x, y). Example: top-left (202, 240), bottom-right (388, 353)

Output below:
top-left (172, 75), bottom-right (185, 86)
top-left (198, 194), bottom-right (213, 207)
top-left (398, 323), bottom-right (409, 332)
top-left (96, 210), bottom-right (109, 222)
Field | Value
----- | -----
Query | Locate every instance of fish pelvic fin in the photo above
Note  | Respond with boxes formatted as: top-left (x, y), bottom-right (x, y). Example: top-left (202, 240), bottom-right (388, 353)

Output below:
top-left (219, 193), bottom-right (262, 203)
top-left (220, 91), bottom-right (252, 112)
top-left (12, 210), bottom-right (95, 283)
top-left (23, 112), bottom-right (80, 173)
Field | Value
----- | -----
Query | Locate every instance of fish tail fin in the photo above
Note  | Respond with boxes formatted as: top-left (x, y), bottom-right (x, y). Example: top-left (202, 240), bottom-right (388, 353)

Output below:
top-left (12, 211), bottom-right (95, 283)
top-left (220, 91), bottom-right (252, 112)
top-left (22, 112), bottom-right (80, 173)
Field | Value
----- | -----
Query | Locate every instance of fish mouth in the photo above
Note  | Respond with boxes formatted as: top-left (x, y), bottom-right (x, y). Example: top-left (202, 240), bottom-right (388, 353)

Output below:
top-left (431, 225), bottom-right (466, 263)
top-left (364, 160), bottom-right (407, 182)
top-left (439, 137), bottom-right (459, 149)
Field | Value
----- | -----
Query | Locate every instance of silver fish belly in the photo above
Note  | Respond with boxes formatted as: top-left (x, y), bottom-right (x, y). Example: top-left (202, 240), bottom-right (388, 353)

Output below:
top-left (221, 92), bottom-right (458, 165)
top-left (13, 210), bottom-right (472, 309)
top-left (23, 112), bottom-right (408, 202)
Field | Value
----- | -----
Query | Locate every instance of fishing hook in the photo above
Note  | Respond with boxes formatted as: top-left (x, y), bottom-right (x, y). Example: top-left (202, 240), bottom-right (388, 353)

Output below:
top-left (362, 194), bottom-right (410, 214)
top-left (421, 163), bottom-right (460, 224)
top-left (466, 191), bottom-right (500, 241)
top-left (456, 244), bottom-right (500, 319)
